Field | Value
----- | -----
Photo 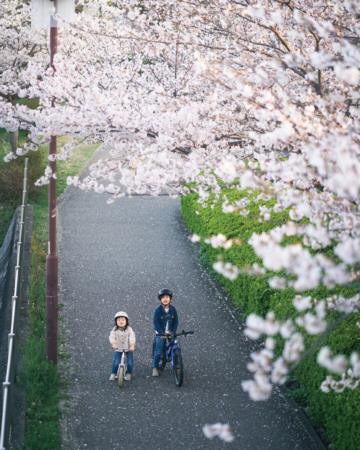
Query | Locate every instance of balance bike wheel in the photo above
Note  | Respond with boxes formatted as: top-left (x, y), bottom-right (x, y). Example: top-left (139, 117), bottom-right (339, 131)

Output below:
top-left (117, 366), bottom-right (125, 388)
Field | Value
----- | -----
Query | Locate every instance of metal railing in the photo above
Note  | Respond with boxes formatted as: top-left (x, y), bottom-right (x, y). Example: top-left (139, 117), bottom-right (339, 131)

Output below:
top-left (0, 158), bottom-right (29, 450)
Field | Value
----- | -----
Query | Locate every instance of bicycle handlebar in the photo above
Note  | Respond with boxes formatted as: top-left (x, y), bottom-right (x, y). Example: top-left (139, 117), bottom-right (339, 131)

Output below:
top-left (158, 330), bottom-right (194, 338)
top-left (176, 330), bottom-right (194, 337)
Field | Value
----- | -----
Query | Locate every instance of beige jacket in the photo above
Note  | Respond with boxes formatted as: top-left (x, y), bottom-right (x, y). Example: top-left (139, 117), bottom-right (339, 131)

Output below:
top-left (109, 326), bottom-right (136, 352)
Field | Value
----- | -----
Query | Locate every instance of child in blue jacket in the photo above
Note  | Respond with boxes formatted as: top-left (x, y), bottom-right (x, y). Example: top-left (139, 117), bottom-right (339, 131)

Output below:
top-left (152, 288), bottom-right (178, 376)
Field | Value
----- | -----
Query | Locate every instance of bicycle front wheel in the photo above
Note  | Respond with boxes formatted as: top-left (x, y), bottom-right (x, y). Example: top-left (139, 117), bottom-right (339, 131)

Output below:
top-left (173, 351), bottom-right (184, 387)
top-left (117, 366), bottom-right (125, 388)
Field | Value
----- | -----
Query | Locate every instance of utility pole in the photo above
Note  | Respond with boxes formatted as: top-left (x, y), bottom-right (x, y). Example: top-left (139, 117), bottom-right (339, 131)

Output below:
top-left (46, 1), bottom-right (58, 363)
top-left (46, 0), bottom-right (58, 364)
top-left (31, 0), bottom-right (75, 364)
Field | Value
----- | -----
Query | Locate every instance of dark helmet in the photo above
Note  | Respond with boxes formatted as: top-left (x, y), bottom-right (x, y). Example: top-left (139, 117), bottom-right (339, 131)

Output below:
top-left (158, 288), bottom-right (173, 300)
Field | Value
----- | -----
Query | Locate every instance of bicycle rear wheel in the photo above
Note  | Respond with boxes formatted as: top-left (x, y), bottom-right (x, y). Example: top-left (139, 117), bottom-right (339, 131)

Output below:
top-left (117, 366), bottom-right (125, 388)
top-left (173, 351), bottom-right (184, 387)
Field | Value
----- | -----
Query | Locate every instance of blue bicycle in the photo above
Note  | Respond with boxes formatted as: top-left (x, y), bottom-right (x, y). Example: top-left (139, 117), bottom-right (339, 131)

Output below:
top-left (153, 330), bottom-right (194, 387)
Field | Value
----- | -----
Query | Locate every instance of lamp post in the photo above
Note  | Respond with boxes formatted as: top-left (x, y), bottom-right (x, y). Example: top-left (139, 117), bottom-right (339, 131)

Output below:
top-left (31, 0), bottom-right (74, 364)
top-left (47, 6), bottom-right (58, 364)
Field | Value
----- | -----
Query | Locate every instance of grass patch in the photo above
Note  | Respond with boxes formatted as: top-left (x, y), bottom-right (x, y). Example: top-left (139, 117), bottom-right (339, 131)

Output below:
top-left (3, 138), bottom-right (99, 449)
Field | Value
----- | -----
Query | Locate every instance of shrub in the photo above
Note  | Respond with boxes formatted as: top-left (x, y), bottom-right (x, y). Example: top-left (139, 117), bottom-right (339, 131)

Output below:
top-left (0, 130), bottom-right (47, 205)
top-left (0, 151), bottom-right (46, 205)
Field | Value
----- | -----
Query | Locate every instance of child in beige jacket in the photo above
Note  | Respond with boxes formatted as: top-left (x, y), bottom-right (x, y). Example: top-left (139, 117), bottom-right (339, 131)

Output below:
top-left (109, 311), bottom-right (136, 381)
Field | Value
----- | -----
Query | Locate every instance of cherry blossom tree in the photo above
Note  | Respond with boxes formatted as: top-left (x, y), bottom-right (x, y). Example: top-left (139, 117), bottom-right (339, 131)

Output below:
top-left (2, 0), bottom-right (360, 400)
top-left (0, 0), bottom-right (47, 152)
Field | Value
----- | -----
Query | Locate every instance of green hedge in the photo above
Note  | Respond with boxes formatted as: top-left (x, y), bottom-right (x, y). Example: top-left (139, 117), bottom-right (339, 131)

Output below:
top-left (180, 189), bottom-right (360, 450)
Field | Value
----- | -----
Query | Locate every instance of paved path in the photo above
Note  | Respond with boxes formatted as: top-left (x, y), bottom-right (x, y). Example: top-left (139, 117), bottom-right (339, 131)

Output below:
top-left (58, 180), bottom-right (325, 449)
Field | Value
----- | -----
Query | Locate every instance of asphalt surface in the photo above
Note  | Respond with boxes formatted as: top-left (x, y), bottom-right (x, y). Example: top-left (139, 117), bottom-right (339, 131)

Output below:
top-left (58, 174), bottom-right (326, 449)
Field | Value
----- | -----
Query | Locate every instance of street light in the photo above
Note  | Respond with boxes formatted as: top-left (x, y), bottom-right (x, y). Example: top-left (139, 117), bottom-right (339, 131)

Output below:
top-left (31, 0), bottom-right (75, 363)
top-left (31, 0), bottom-right (75, 29)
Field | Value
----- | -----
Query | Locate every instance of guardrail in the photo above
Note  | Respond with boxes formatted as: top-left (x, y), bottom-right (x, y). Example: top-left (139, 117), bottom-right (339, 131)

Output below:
top-left (0, 158), bottom-right (29, 450)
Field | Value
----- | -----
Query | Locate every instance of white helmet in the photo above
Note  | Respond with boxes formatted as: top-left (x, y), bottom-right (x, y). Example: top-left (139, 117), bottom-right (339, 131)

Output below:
top-left (114, 311), bottom-right (129, 320)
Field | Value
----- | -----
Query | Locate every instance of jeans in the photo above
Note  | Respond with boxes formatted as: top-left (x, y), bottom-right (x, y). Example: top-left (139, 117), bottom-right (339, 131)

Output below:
top-left (152, 336), bottom-right (166, 369)
top-left (111, 351), bottom-right (134, 375)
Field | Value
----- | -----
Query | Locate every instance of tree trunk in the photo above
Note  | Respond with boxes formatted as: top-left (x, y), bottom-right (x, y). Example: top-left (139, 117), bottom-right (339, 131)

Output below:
top-left (9, 130), bottom-right (19, 153)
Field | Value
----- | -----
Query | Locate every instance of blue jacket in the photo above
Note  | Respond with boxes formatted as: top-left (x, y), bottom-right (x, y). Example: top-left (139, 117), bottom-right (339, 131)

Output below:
top-left (153, 304), bottom-right (178, 335)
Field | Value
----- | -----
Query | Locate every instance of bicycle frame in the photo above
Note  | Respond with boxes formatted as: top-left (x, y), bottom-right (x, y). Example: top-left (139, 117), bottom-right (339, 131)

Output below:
top-left (156, 330), bottom-right (194, 369)
top-left (163, 336), bottom-right (181, 369)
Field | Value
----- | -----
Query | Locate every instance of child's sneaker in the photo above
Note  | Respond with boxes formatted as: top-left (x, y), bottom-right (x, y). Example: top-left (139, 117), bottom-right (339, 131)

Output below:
top-left (124, 374), bottom-right (132, 381)
top-left (109, 373), bottom-right (116, 381)
top-left (152, 368), bottom-right (159, 377)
